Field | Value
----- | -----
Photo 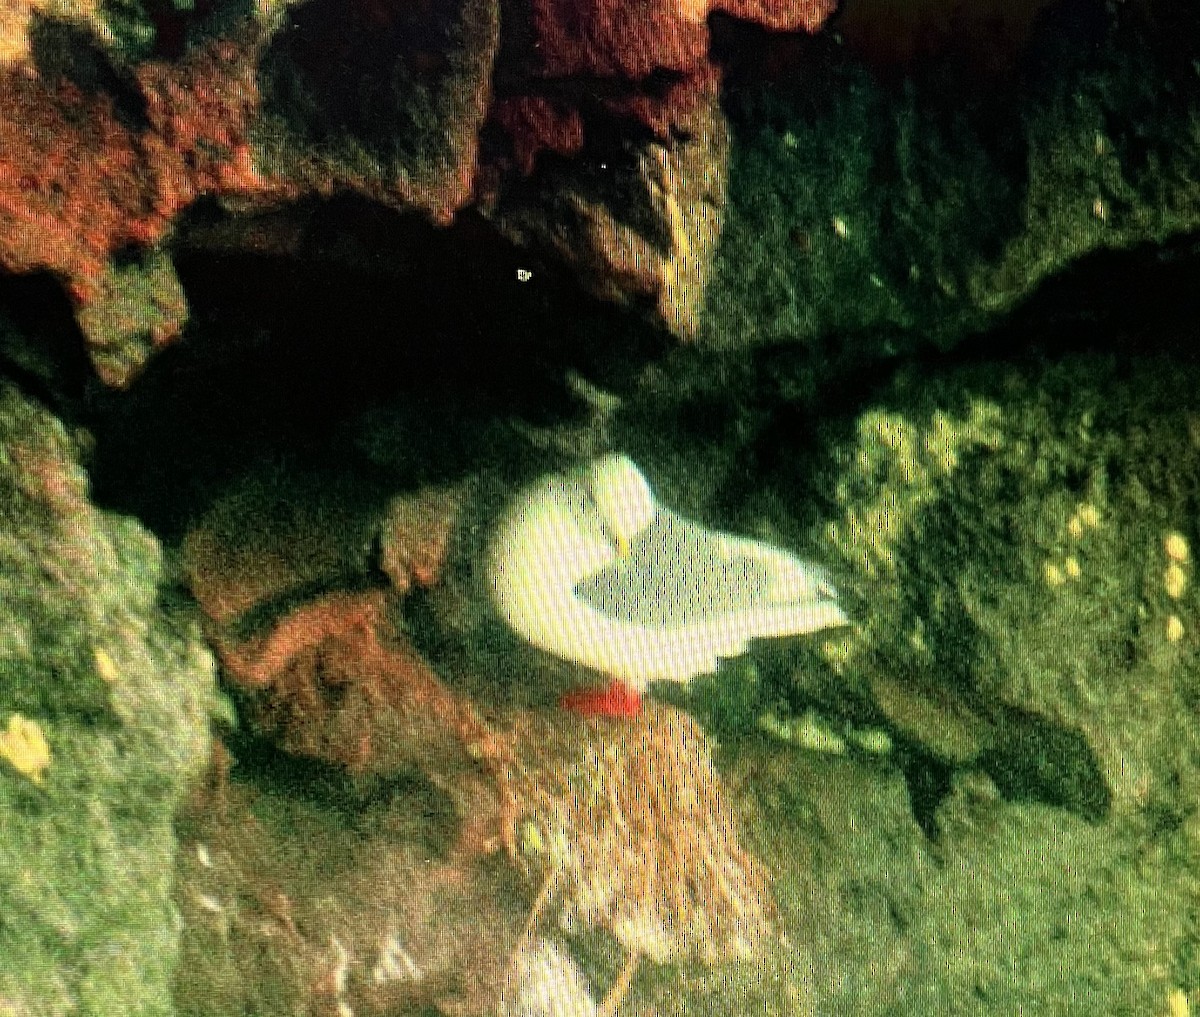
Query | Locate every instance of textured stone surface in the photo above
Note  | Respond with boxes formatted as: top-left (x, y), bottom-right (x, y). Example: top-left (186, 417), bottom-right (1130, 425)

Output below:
top-left (0, 379), bottom-right (218, 1014)
top-left (706, 2), bottom-right (1200, 354)
top-left (3, 3), bottom-right (1200, 1014)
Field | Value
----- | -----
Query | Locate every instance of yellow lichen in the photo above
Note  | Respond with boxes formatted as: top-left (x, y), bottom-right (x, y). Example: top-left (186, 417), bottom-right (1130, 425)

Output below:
top-left (0, 713), bottom-right (50, 785)
top-left (1076, 503), bottom-right (1101, 529)
top-left (852, 728), bottom-right (894, 755)
top-left (1167, 615), bottom-right (1185, 643)
top-left (1067, 515), bottom-right (1084, 540)
top-left (1166, 563), bottom-right (1188, 600)
top-left (1165, 531), bottom-right (1190, 564)
top-left (1044, 562), bottom-right (1065, 587)
top-left (519, 819), bottom-right (544, 857)
top-left (821, 635), bottom-right (853, 668)
top-left (832, 402), bottom-right (1002, 580)
top-left (93, 646), bottom-right (119, 683)
top-left (1168, 987), bottom-right (1190, 1017)
top-left (1064, 557), bottom-right (1081, 580)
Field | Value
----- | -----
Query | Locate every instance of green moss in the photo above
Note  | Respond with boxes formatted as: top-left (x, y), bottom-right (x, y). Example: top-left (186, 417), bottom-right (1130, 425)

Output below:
top-left (92, 0), bottom-right (203, 60)
top-left (826, 399), bottom-right (1004, 585)
top-left (78, 250), bottom-right (188, 388)
top-left (811, 354), bottom-right (1200, 822)
top-left (705, 6), bottom-right (1200, 356)
top-left (742, 738), bottom-right (1198, 1016)
top-left (0, 383), bottom-right (218, 1014)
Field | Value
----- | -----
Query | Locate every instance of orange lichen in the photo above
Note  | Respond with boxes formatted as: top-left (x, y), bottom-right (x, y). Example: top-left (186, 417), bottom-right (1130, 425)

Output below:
top-left (0, 74), bottom-right (138, 299)
top-left (495, 0), bottom-right (834, 174)
top-left (0, 39), bottom-right (267, 382)
top-left (0, 40), bottom-right (262, 295)
top-left (135, 40), bottom-right (265, 218)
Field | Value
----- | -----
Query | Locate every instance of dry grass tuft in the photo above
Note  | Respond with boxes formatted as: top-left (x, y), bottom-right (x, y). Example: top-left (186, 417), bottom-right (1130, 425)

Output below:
top-left (505, 704), bottom-right (776, 966)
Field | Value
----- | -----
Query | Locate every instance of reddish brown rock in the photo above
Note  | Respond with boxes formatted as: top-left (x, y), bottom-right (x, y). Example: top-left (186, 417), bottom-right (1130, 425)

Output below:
top-left (175, 740), bottom-right (528, 1017)
top-left (211, 591), bottom-right (490, 779)
top-left (837, 0), bottom-right (1054, 78)
top-left (482, 0), bottom-right (837, 339)
top-left (486, 93), bottom-right (729, 338)
top-left (254, 0), bottom-right (500, 226)
top-left (492, 0), bottom-right (836, 168)
top-left (0, 39), bottom-right (265, 385)
top-left (378, 487), bottom-right (463, 595)
top-left (0, 0), bottom-right (837, 381)
top-left (490, 96), bottom-right (586, 177)
top-left (182, 473), bottom-right (378, 630)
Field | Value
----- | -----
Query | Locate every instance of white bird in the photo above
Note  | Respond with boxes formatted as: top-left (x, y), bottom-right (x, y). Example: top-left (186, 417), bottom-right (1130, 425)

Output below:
top-left (486, 454), bottom-right (847, 691)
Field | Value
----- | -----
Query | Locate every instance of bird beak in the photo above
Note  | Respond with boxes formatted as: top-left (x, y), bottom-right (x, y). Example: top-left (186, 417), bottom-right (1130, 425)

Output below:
top-left (616, 535), bottom-right (632, 558)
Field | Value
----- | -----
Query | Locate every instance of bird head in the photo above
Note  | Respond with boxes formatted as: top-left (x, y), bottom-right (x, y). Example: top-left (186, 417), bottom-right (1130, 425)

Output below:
top-left (587, 454), bottom-right (655, 557)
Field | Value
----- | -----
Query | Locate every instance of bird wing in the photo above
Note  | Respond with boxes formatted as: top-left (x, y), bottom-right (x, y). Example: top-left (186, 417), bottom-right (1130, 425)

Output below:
top-left (574, 509), bottom-right (830, 627)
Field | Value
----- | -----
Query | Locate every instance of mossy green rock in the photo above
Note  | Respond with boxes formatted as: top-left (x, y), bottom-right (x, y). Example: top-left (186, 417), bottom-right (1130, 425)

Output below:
top-left (78, 251), bottom-right (188, 390)
top-left (813, 354), bottom-right (1198, 820)
top-left (0, 382), bottom-right (217, 1015)
top-left (747, 749), bottom-right (1196, 1016)
top-left (705, 5), bottom-right (1200, 356)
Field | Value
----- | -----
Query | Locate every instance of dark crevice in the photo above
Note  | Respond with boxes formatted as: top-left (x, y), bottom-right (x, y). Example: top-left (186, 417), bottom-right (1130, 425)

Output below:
top-left (81, 198), bottom-right (665, 537)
